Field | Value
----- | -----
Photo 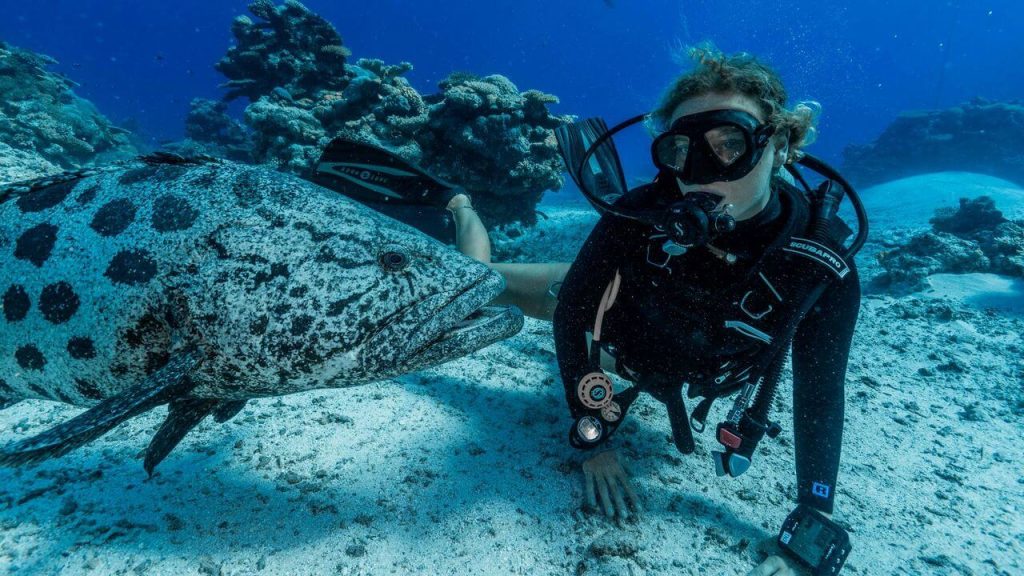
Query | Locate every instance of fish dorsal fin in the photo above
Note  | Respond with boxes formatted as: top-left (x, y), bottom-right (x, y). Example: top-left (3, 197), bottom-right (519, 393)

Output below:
top-left (0, 347), bottom-right (203, 465)
top-left (0, 153), bottom-right (223, 207)
top-left (0, 166), bottom-right (115, 206)
top-left (138, 152), bottom-right (223, 167)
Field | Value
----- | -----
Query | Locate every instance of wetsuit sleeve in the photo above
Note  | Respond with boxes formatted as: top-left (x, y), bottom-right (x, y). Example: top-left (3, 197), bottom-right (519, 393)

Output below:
top-left (790, 259), bottom-right (860, 515)
top-left (553, 213), bottom-right (644, 420)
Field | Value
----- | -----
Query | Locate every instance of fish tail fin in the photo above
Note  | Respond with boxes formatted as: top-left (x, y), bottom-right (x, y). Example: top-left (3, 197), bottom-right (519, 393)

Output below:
top-left (0, 348), bottom-right (203, 466)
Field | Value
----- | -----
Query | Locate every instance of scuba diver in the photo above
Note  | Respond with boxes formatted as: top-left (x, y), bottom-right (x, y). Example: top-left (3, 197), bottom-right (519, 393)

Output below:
top-left (311, 45), bottom-right (865, 576)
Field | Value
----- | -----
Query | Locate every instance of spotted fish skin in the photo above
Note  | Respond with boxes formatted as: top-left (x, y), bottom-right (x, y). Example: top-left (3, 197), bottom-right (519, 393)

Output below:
top-left (0, 156), bottom-right (522, 409)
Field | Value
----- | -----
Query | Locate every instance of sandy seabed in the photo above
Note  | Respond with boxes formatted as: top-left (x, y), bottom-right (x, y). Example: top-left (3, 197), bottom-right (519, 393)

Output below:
top-left (1, 173), bottom-right (1022, 575)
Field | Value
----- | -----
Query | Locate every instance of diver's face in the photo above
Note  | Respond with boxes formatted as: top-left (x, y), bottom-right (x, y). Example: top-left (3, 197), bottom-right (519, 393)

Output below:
top-left (669, 92), bottom-right (783, 221)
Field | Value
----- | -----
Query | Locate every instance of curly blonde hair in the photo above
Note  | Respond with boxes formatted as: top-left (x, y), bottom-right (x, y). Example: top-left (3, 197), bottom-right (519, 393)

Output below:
top-left (651, 43), bottom-right (819, 164)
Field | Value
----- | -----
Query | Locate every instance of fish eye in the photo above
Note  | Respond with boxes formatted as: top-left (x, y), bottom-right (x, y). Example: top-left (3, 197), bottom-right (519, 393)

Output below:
top-left (378, 249), bottom-right (411, 271)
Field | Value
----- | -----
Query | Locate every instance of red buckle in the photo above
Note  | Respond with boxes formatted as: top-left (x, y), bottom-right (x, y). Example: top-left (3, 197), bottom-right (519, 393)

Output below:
top-left (718, 428), bottom-right (742, 449)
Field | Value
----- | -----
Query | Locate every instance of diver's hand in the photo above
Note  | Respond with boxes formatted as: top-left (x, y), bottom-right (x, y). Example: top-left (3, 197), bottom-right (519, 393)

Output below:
top-left (748, 535), bottom-right (813, 576)
top-left (745, 555), bottom-right (797, 576)
top-left (581, 449), bottom-right (641, 520)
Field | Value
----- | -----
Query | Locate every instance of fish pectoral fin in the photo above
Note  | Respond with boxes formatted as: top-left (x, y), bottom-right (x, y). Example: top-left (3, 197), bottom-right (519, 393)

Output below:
top-left (212, 400), bottom-right (247, 423)
top-left (144, 397), bottom-right (218, 477)
top-left (143, 398), bottom-right (248, 475)
top-left (0, 347), bottom-right (203, 466)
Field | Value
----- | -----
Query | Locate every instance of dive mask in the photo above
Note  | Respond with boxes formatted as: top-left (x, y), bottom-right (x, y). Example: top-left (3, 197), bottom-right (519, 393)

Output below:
top-left (555, 111), bottom-right (866, 256)
top-left (651, 109), bottom-right (777, 185)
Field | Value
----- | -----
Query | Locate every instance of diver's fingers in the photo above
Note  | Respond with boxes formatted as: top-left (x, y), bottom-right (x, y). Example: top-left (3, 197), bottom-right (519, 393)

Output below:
top-left (618, 473), bottom-right (642, 513)
top-left (584, 469), bottom-right (598, 511)
top-left (608, 474), bottom-right (630, 519)
top-left (745, 555), bottom-right (790, 576)
top-left (596, 473), bottom-right (615, 517)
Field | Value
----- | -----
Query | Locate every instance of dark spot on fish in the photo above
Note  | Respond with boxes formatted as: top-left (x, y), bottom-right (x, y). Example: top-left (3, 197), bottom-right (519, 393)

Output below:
top-left (295, 335), bottom-right (324, 372)
top-left (27, 383), bottom-right (50, 398)
top-left (327, 295), bottom-right (358, 316)
top-left (221, 367), bottom-right (240, 384)
top-left (110, 363), bottom-right (128, 377)
top-left (75, 378), bottom-right (103, 400)
top-left (145, 351), bottom-right (171, 375)
top-left (289, 286), bottom-right (308, 298)
top-left (90, 198), bottom-right (137, 236)
top-left (16, 180), bottom-right (75, 212)
top-left (164, 292), bottom-right (191, 330)
top-left (52, 387), bottom-right (76, 404)
top-left (39, 281), bottom-right (80, 324)
top-left (76, 184), bottom-right (100, 205)
top-left (238, 253), bottom-right (269, 265)
top-left (290, 314), bottom-right (314, 336)
top-left (67, 337), bottom-right (97, 359)
top-left (3, 285), bottom-right (30, 321)
top-left (272, 302), bottom-right (291, 315)
top-left (188, 168), bottom-right (219, 189)
top-left (15, 345), bottom-right (45, 371)
top-left (315, 245), bottom-right (359, 267)
top-left (118, 166), bottom-right (158, 186)
top-left (105, 249), bottom-right (158, 285)
top-left (125, 313), bottom-right (166, 348)
top-left (231, 170), bottom-right (262, 207)
top-left (14, 223), bottom-right (58, 267)
top-left (152, 194), bottom-right (199, 232)
top-left (250, 315), bottom-right (269, 336)
top-left (255, 207), bottom-right (285, 227)
top-left (205, 232), bottom-right (230, 259)
top-left (252, 263), bottom-right (289, 290)
top-left (150, 165), bottom-right (189, 183)
top-left (293, 221), bottom-right (335, 242)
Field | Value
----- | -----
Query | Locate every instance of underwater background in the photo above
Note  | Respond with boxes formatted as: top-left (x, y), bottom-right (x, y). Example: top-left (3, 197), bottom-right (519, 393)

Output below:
top-left (2, 0), bottom-right (1022, 187)
top-left (1, 1), bottom-right (1023, 575)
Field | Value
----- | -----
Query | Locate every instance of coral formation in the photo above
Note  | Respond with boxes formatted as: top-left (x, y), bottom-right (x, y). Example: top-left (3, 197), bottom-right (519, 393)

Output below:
top-left (215, 0), bottom-right (350, 102)
top-left (874, 196), bottom-right (1024, 290)
top-left (844, 99), bottom-right (1024, 188)
top-left (213, 1), bottom-right (568, 225)
top-left (170, 98), bottom-right (254, 162)
top-left (0, 142), bottom-right (60, 185)
top-left (0, 42), bottom-right (136, 175)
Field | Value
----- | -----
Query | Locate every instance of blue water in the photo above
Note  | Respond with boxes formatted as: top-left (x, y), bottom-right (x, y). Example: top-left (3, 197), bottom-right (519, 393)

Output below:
top-left (1, 0), bottom-right (1021, 180)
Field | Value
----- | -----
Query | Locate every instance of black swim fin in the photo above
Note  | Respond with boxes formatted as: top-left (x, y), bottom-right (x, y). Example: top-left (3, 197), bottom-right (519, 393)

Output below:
top-left (312, 138), bottom-right (464, 208)
top-left (554, 118), bottom-right (629, 205)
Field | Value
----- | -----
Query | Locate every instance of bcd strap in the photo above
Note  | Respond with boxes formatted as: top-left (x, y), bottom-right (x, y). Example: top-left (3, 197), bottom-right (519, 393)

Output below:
top-left (644, 377), bottom-right (695, 454)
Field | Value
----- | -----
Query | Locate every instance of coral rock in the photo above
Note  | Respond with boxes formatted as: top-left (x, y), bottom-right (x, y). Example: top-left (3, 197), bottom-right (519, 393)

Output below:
top-left (0, 41), bottom-right (136, 170)
top-left (844, 99), bottom-right (1024, 188)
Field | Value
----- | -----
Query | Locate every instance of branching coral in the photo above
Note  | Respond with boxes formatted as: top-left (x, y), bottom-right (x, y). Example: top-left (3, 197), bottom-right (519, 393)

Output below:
top-left (210, 2), bottom-right (569, 225)
top-left (216, 0), bottom-right (352, 102)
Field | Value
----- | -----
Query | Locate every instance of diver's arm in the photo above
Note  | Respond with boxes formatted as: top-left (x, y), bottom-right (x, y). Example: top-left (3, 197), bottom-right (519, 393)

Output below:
top-left (553, 213), bottom-right (644, 420)
top-left (789, 260), bottom-right (861, 515)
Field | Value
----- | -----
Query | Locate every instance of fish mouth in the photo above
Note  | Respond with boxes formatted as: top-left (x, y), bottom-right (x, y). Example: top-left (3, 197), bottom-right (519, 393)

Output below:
top-left (367, 270), bottom-right (524, 373)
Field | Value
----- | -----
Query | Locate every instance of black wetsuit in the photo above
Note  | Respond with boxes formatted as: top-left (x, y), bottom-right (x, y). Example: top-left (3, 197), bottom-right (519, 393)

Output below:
top-left (553, 180), bottom-right (861, 514)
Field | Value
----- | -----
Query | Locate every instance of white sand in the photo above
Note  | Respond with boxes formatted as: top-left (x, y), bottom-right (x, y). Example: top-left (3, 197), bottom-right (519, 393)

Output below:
top-left (1, 173), bottom-right (1022, 575)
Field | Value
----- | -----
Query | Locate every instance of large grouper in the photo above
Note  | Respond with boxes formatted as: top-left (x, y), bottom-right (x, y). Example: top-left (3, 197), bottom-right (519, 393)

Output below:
top-left (0, 153), bottom-right (524, 474)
